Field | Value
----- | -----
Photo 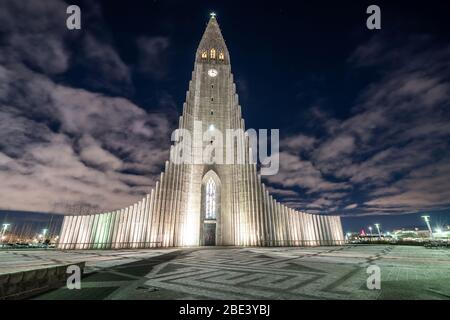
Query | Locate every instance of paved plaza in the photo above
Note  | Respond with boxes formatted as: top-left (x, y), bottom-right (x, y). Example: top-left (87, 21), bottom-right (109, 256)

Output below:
top-left (1, 245), bottom-right (449, 299)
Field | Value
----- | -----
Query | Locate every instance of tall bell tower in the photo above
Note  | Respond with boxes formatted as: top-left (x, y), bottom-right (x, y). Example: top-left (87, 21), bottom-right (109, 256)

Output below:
top-left (181, 13), bottom-right (243, 246)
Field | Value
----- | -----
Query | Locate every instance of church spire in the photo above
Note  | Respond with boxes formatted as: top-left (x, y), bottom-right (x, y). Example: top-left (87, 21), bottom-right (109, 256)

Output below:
top-left (196, 13), bottom-right (229, 63)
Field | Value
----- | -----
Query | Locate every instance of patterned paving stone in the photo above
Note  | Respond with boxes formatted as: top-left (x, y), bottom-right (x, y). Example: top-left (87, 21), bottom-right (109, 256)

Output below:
top-left (1, 245), bottom-right (448, 300)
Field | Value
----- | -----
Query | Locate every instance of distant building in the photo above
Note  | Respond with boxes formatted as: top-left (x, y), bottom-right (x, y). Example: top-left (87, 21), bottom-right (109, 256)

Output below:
top-left (393, 228), bottom-right (430, 239)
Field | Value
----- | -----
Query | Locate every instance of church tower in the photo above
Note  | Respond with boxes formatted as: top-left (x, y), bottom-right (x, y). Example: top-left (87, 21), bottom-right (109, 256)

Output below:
top-left (178, 14), bottom-right (249, 246)
top-left (58, 15), bottom-right (345, 249)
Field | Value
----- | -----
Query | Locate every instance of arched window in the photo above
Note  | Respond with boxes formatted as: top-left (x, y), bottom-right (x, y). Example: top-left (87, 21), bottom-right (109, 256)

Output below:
top-left (219, 52), bottom-right (225, 60)
top-left (201, 51), bottom-right (208, 59)
top-left (210, 48), bottom-right (216, 59)
top-left (205, 178), bottom-right (216, 219)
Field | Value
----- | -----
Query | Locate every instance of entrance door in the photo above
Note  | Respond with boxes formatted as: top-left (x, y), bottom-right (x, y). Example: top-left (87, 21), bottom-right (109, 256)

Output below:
top-left (204, 223), bottom-right (216, 246)
top-left (201, 171), bottom-right (220, 246)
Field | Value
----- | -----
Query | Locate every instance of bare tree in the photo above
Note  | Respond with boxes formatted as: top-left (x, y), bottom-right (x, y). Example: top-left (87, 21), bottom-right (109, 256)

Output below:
top-left (53, 202), bottom-right (105, 216)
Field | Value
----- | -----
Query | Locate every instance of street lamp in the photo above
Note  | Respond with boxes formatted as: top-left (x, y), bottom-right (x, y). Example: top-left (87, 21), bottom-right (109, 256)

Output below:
top-left (374, 223), bottom-right (382, 239)
top-left (1, 223), bottom-right (11, 245)
top-left (368, 226), bottom-right (373, 242)
top-left (421, 215), bottom-right (433, 239)
top-left (345, 232), bottom-right (351, 242)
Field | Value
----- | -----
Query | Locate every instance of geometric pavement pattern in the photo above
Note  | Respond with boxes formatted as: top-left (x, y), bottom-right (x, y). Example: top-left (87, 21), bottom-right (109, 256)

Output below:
top-left (19, 245), bottom-right (450, 300)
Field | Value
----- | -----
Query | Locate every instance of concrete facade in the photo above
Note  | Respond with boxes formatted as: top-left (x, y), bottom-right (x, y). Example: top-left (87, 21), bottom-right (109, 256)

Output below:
top-left (58, 16), bottom-right (345, 249)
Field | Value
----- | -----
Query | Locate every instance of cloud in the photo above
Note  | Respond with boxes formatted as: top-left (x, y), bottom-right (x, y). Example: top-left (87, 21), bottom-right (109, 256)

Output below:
top-left (0, 0), bottom-right (71, 74)
top-left (0, 0), bottom-right (133, 94)
top-left (0, 0), bottom-right (175, 213)
top-left (79, 135), bottom-right (123, 171)
top-left (0, 67), bottom-right (174, 212)
top-left (79, 33), bottom-right (132, 92)
top-left (314, 135), bottom-right (355, 162)
top-left (265, 34), bottom-right (450, 216)
top-left (136, 36), bottom-right (171, 79)
top-left (365, 160), bottom-right (450, 212)
top-left (266, 186), bottom-right (299, 198)
top-left (281, 134), bottom-right (316, 153)
top-left (265, 151), bottom-right (350, 195)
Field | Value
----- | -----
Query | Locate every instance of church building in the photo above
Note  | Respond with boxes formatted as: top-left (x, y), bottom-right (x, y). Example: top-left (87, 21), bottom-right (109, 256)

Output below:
top-left (58, 15), bottom-right (345, 249)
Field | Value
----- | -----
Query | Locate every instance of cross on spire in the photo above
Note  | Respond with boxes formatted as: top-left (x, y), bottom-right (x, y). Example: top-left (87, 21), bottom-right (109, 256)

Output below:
top-left (210, 12), bottom-right (216, 18)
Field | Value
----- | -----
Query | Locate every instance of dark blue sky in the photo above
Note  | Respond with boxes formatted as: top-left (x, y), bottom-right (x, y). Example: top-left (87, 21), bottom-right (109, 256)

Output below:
top-left (0, 0), bottom-right (449, 233)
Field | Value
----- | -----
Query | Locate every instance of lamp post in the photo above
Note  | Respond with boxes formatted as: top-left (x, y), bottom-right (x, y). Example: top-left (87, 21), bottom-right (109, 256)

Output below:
top-left (345, 232), bottom-right (351, 242)
top-left (374, 223), bottom-right (381, 239)
top-left (42, 228), bottom-right (49, 244)
top-left (1, 223), bottom-right (11, 244)
top-left (421, 215), bottom-right (433, 239)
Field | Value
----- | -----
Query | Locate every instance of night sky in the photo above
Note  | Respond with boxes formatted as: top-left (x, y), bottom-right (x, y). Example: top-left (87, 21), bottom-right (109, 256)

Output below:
top-left (0, 0), bottom-right (449, 234)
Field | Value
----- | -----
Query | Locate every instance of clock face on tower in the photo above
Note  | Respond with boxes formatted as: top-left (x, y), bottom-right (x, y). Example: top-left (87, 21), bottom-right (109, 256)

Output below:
top-left (208, 68), bottom-right (218, 77)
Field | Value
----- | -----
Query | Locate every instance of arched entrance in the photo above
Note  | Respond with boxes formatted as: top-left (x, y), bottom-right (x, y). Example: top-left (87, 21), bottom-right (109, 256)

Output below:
top-left (200, 170), bottom-right (221, 246)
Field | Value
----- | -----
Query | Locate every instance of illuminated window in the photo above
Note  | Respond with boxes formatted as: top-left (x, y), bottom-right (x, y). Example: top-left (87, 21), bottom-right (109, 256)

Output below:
top-left (205, 178), bottom-right (216, 219)
top-left (201, 51), bottom-right (208, 59)
top-left (219, 52), bottom-right (224, 60)
top-left (210, 48), bottom-right (216, 59)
